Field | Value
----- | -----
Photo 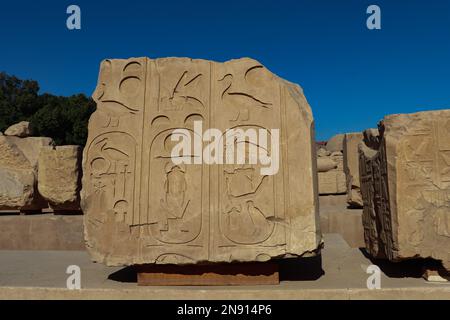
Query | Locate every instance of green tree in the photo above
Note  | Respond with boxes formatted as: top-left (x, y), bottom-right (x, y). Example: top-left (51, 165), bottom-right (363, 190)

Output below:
top-left (0, 72), bottom-right (95, 146)
top-left (0, 72), bottom-right (40, 131)
top-left (30, 94), bottom-right (95, 145)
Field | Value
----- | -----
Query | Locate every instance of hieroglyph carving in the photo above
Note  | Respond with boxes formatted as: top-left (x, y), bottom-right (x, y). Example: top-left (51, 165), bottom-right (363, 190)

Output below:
top-left (359, 110), bottom-right (450, 270)
top-left (82, 57), bottom-right (320, 266)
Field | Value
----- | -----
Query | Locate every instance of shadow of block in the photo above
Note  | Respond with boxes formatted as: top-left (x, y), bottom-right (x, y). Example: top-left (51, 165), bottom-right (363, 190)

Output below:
top-left (360, 248), bottom-right (444, 279)
top-left (107, 255), bottom-right (325, 284)
top-left (278, 254), bottom-right (324, 281)
top-left (108, 266), bottom-right (137, 283)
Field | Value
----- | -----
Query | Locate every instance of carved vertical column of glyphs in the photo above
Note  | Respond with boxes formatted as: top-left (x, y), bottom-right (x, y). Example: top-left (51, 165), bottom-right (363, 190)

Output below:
top-left (139, 58), bottom-right (211, 264)
top-left (211, 59), bottom-right (285, 262)
top-left (359, 111), bottom-right (450, 270)
top-left (82, 58), bottom-right (147, 263)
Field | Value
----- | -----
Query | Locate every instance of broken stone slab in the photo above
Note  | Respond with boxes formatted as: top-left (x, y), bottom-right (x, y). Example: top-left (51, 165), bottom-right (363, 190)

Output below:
top-left (38, 146), bottom-right (81, 211)
top-left (0, 135), bottom-right (33, 170)
top-left (82, 57), bottom-right (322, 266)
top-left (343, 133), bottom-right (364, 208)
top-left (326, 134), bottom-right (345, 153)
top-left (317, 148), bottom-right (345, 195)
top-left (317, 157), bottom-right (337, 172)
top-left (5, 136), bottom-right (54, 170)
top-left (359, 109), bottom-right (450, 271)
top-left (4, 121), bottom-right (33, 137)
top-left (0, 167), bottom-right (36, 210)
top-left (0, 135), bottom-right (50, 211)
top-left (0, 136), bottom-right (35, 209)
top-left (318, 171), bottom-right (347, 195)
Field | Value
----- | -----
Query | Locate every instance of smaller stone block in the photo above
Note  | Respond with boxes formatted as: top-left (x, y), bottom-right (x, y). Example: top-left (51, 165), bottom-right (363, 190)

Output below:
top-left (38, 146), bottom-right (81, 211)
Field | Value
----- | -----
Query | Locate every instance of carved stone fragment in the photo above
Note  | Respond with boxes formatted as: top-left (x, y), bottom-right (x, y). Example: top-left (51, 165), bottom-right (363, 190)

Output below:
top-left (38, 146), bottom-right (81, 210)
top-left (344, 133), bottom-right (364, 207)
top-left (318, 170), bottom-right (347, 195)
top-left (359, 110), bottom-right (450, 270)
top-left (81, 57), bottom-right (321, 266)
top-left (317, 144), bottom-right (346, 195)
top-left (0, 135), bottom-right (52, 210)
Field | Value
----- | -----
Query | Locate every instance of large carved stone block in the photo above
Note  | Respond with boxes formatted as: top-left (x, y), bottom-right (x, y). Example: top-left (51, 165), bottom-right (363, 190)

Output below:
top-left (343, 133), bottom-right (363, 207)
top-left (81, 57), bottom-right (321, 266)
top-left (359, 110), bottom-right (450, 270)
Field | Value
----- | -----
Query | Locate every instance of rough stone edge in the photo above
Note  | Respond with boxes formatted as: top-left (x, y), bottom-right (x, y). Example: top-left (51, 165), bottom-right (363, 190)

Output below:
top-left (81, 57), bottom-right (322, 266)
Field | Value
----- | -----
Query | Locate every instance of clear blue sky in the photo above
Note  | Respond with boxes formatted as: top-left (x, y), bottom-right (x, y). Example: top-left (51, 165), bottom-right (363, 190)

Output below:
top-left (1, 0), bottom-right (449, 140)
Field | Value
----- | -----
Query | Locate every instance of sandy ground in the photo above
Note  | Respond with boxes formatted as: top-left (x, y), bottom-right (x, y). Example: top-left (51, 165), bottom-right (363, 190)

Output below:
top-left (0, 234), bottom-right (448, 299)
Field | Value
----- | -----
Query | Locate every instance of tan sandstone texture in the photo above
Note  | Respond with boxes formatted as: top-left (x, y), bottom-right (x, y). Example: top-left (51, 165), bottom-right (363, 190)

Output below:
top-left (6, 136), bottom-right (54, 169)
top-left (317, 147), bottom-right (346, 195)
top-left (343, 133), bottom-right (363, 208)
top-left (359, 110), bottom-right (450, 271)
top-left (38, 146), bottom-right (81, 210)
top-left (0, 135), bottom-right (52, 210)
top-left (81, 57), bottom-right (321, 266)
top-left (326, 134), bottom-right (344, 153)
top-left (4, 121), bottom-right (33, 137)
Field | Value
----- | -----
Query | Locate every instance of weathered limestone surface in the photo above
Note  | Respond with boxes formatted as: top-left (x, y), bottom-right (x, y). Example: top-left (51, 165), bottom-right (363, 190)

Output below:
top-left (317, 147), bottom-right (346, 195)
top-left (82, 57), bottom-right (321, 266)
top-left (0, 167), bottom-right (35, 209)
top-left (38, 146), bottom-right (81, 210)
top-left (359, 110), bottom-right (450, 270)
top-left (318, 171), bottom-right (346, 195)
top-left (317, 157), bottom-right (337, 172)
top-left (0, 135), bottom-right (53, 210)
top-left (4, 121), bottom-right (33, 137)
top-left (0, 136), bottom-right (36, 209)
top-left (7, 136), bottom-right (54, 169)
top-left (326, 134), bottom-right (344, 153)
top-left (0, 136), bottom-right (33, 170)
top-left (344, 133), bottom-right (363, 207)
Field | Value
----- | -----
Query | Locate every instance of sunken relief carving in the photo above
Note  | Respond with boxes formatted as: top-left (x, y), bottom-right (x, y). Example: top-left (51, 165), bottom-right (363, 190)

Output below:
top-left (82, 57), bottom-right (321, 266)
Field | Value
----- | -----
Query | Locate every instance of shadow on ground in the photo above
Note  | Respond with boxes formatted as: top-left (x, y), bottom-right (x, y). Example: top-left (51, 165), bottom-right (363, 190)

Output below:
top-left (108, 266), bottom-right (137, 283)
top-left (107, 255), bottom-right (325, 283)
top-left (360, 248), bottom-right (445, 278)
top-left (279, 255), bottom-right (324, 281)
